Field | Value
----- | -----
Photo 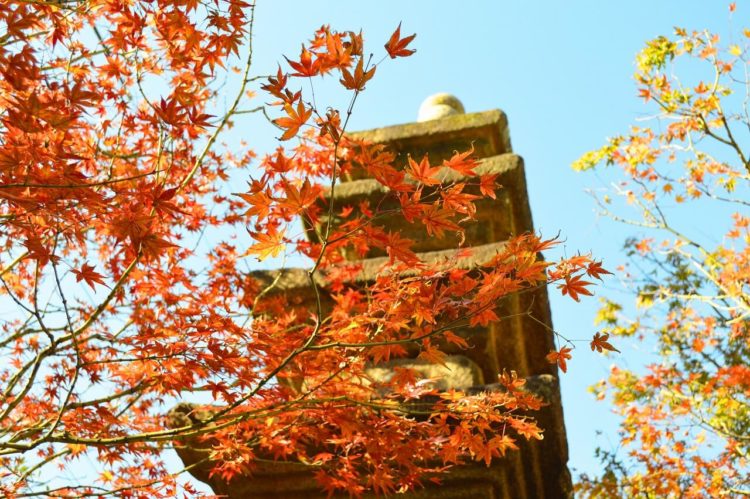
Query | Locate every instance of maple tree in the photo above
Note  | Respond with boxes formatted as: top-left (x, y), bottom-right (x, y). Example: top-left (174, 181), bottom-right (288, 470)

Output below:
top-left (0, 2), bottom-right (604, 497)
top-left (574, 11), bottom-right (750, 497)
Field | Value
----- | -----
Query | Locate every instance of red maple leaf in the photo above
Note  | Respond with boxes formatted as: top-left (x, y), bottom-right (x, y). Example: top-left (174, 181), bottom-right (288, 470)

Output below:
top-left (557, 274), bottom-right (594, 302)
top-left (339, 57), bottom-right (376, 91)
top-left (285, 45), bottom-right (319, 77)
top-left (281, 178), bottom-right (319, 212)
top-left (545, 346), bottom-right (573, 373)
top-left (407, 154), bottom-right (440, 186)
top-left (421, 204), bottom-right (461, 238)
top-left (235, 190), bottom-right (273, 221)
top-left (385, 23), bottom-right (416, 59)
top-left (479, 174), bottom-right (499, 199)
top-left (443, 146), bottom-right (478, 175)
top-left (586, 260), bottom-right (613, 280)
top-left (275, 101), bottom-right (312, 141)
top-left (590, 332), bottom-right (620, 353)
top-left (385, 231), bottom-right (419, 265)
top-left (72, 263), bottom-right (107, 290)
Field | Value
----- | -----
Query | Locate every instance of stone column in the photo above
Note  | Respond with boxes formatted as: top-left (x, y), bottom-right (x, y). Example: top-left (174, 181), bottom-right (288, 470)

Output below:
top-left (169, 95), bottom-right (573, 498)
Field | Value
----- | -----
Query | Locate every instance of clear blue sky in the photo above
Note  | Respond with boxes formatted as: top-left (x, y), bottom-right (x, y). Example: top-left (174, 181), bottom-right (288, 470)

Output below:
top-left (182, 0), bottom-right (736, 491)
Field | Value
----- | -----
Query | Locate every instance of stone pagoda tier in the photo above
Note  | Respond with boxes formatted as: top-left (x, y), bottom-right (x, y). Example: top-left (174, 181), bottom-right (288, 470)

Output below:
top-left (168, 94), bottom-right (573, 498)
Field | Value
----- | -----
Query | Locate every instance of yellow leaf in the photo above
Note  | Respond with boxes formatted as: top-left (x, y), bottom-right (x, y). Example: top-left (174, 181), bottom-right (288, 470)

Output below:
top-left (67, 443), bottom-right (86, 457)
top-left (340, 320), bottom-right (360, 332)
top-left (243, 229), bottom-right (285, 261)
top-left (729, 45), bottom-right (742, 56)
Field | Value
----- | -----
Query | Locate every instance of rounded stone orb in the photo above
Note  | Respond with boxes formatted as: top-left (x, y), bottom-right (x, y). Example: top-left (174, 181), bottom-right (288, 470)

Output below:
top-left (417, 93), bottom-right (465, 122)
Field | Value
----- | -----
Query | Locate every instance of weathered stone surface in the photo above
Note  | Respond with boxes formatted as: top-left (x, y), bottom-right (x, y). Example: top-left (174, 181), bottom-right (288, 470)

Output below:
top-left (311, 154), bottom-right (530, 257)
top-left (250, 241), bottom-right (508, 294)
top-left (345, 109), bottom-right (512, 180)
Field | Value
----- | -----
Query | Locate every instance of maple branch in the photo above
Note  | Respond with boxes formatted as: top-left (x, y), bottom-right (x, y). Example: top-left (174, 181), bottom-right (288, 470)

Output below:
top-left (12, 457), bottom-right (211, 498)
top-left (305, 308), bottom-right (534, 351)
top-left (623, 179), bottom-right (750, 314)
top-left (718, 111), bottom-right (750, 175)
top-left (0, 253), bottom-right (142, 443)
top-left (45, 244), bottom-right (83, 442)
top-left (12, 400), bottom-right (286, 448)
top-left (302, 67), bottom-right (367, 359)
top-left (250, 253), bottom-right (287, 317)
top-left (0, 275), bottom-right (36, 318)
top-left (178, 3), bottom-right (256, 193)
top-left (66, 381), bottom-right (150, 410)
top-left (0, 342), bottom-right (56, 425)
top-left (234, 104), bottom-right (275, 123)
top-left (0, 314), bottom-right (47, 349)
top-left (0, 262), bottom-right (66, 421)
top-left (30, 391), bottom-right (458, 451)
top-left (0, 169), bottom-right (161, 189)
top-left (40, 48), bottom-right (113, 72)
top-left (0, 222), bottom-right (90, 281)
top-left (73, 253), bottom-right (141, 338)
top-left (697, 114), bottom-right (750, 174)
top-left (0, 251), bottom-right (28, 280)
top-left (15, 448), bottom-right (71, 486)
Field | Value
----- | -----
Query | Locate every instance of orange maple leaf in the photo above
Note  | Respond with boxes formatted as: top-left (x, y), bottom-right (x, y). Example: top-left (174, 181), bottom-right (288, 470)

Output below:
top-left (442, 330), bottom-right (469, 350)
top-left (139, 233), bottom-right (179, 261)
top-left (586, 260), bottom-right (613, 280)
top-left (72, 263), bottom-right (107, 290)
top-left (421, 203), bottom-right (461, 238)
top-left (441, 183), bottom-right (479, 216)
top-left (488, 434), bottom-right (519, 458)
top-left (545, 346), bottom-right (573, 373)
top-left (262, 66), bottom-right (288, 100)
top-left (285, 45), bottom-right (319, 77)
top-left (443, 146), bottom-right (478, 175)
top-left (339, 57), bottom-right (376, 91)
top-left (244, 229), bottom-right (285, 261)
top-left (385, 23), bottom-right (416, 59)
top-left (152, 187), bottom-right (187, 218)
top-left (479, 174), bottom-right (499, 199)
top-left (557, 274), bottom-right (594, 302)
top-left (235, 190), bottom-right (273, 221)
top-left (468, 306), bottom-right (500, 327)
top-left (508, 418), bottom-right (544, 441)
top-left (590, 332), bottom-right (620, 353)
top-left (385, 231), bottom-right (419, 265)
top-left (407, 154), bottom-right (440, 186)
top-left (418, 345), bottom-right (447, 365)
top-left (281, 178), bottom-right (319, 212)
top-left (275, 101), bottom-right (312, 141)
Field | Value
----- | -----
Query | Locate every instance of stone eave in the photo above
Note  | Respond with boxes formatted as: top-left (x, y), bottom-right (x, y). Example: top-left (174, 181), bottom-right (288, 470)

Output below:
top-left (348, 109), bottom-right (512, 156)
top-left (248, 240), bottom-right (508, 294)
top-left (328, 153), bottom-right (523, 202)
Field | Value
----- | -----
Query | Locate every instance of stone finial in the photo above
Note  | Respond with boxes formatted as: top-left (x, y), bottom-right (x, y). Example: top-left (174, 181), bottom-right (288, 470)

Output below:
top-left (417, 93), bottom-right (465, 122)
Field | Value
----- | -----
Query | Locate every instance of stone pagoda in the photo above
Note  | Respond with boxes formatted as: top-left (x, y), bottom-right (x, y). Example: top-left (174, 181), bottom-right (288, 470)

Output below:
top-left (169, 94), bottom-right (573, 498)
